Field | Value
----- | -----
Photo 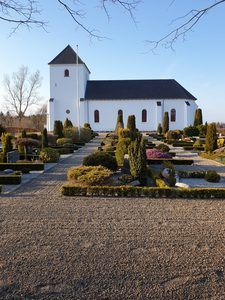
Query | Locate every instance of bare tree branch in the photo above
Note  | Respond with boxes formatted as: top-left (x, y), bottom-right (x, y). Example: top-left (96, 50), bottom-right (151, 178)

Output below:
top-left (146, 0), bottom-right (225, 51)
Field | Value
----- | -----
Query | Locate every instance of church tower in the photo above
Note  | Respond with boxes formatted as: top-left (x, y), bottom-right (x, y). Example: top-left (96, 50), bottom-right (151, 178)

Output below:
top-left (47, 45), bottom-right (90, 131)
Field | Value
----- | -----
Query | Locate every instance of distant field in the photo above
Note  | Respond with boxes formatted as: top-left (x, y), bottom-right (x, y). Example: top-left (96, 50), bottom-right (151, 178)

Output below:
top-left (1, 196), bottom-right (225, 299)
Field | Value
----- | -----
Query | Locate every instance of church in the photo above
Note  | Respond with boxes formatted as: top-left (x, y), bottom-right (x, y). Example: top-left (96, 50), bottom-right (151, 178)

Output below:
top-left (47, 45), bottom-right (198, 132)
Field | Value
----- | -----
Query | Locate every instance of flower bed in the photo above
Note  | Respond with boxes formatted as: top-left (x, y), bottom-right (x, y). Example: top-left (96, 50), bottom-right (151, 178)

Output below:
top-left (61, 185), bottom-right (225, 198)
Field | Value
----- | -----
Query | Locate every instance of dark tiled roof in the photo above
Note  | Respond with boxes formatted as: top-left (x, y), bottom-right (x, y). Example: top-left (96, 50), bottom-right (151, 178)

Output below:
top-left (85, 79), bottom-right (196, 100)
top-left (49, 45), bottom-right (90, 72)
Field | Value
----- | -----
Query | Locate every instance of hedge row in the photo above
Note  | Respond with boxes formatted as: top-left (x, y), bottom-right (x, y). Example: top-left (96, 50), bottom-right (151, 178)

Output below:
top-left (147, 159), bottom-right (194, 165)
top-left (183, 146), bottom-right (204, 151)
top-left (178, 171), bottom-right (206, 178)
top-left (0, 175), bottom-right (22, 185)
top-left (61, 185), bottom-right (225, 199)
top-left (172, 142), bottom-right (194, 147)
top-left (0, 163), bottom-right (44, 171)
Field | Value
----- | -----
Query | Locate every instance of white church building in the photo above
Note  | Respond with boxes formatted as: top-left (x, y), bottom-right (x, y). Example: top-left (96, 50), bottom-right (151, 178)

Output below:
top-left (47, 45), bottom-right (198, 132)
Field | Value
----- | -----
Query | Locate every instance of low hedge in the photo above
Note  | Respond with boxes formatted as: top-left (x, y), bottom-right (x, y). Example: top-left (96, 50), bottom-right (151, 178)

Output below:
top-left (0, 163), bottom-right (44, 172)
top-left (0, 175), bottom-right (22, 185)
top-left (147, 159), bottom-right (194, 165)
top-left (183, 146), bottom-right (204, 151)
top-left (57, 148), bottom-right (74, 155)
top-left (178, 171), bottom-right (206, 178)
top-left (172, 142), bottom-right (194, 147)
top-left (61, 185), bottom-right (225, 199)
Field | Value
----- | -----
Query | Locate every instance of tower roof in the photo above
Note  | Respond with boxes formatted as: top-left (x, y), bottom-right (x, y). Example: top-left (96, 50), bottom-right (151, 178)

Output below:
top-left (48, 45), bottom-right (90, 72)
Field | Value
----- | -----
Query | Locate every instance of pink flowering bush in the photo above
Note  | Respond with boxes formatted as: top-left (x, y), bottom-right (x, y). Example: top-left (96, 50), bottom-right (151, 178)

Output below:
top-left (146, 148), bottom-right (172, 159)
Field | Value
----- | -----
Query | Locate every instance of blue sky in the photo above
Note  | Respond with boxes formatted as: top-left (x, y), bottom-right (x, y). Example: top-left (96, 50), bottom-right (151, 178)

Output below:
top-left (0, 0), bottom-right (225, 122)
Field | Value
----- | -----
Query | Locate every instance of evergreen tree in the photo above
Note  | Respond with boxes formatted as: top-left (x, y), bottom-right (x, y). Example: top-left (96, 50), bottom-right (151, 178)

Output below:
top-left (64, 118), bottom-right (73, 128)
top-left (163, 112), bottom-right (169, 134)
top-left (126, 115), bottom-right (136, 140)
top-left (21, 129), bottom-right (27, 138)
top-left (53, 120), bottom-right (64, 138)
top-left (42, 128), bottom-right (48, 148)
top-left (128, 135), bottom-right (146, 184)
top-left (157, 123), bottom-right (162, 134)
top-left (205, 123), bottom-right (217, 152)
top-left (115, 113), bottom-right (124, 135)
top-left (194, 108), bottom-right (203, 126)
top-left (0, 124), bottom-right (6, 137)
top-left (1, 133), bottom-right (13, 162)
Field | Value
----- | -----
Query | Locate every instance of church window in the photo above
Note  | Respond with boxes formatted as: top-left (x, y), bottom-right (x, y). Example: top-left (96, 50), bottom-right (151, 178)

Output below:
top-left (64, 69), bottom-right (69, 77)
top-left (118, 109), bottom-right (123, 117)
top-left (142, 109), bottom-right (147, 122)
top-left (171, 109), bottom-right (176, 122)
top-left (66, 109), bottom-right (70, 114)
top-left (94, 110), bottom-right (99, 123)
top-left (157, 101), bottom-right (162, 106)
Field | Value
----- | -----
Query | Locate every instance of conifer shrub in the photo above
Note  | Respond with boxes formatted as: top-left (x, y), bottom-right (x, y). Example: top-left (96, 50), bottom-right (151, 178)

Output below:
top-left (67, 165), bottom-right (112, 186)
top-left (42, 128), bottom-right (48, 148)
top-left (193, 139), bottom-right (203, 149)
top-left (157, 123), bottom-right (162, 135)
top-left (205, 123), bottom-right (217, 152)
top-left (194, 108), bottom-right (203, 126)
top-left (128, 136), bottom-right (146, 183)
top-left (83, 151), bottom-right (117, 171)
top-left (53, 120), bottom-right (64, 138)
top-left (166, 130), bottom-right (183, 140)
top-left (39, 147), bottom-right (60, 163)
top-left (0, 124), bottom-right (6, 137)
top-left (118, 128), bottom-right (131, 139)
top-left (126, 115), bottom-right (137, 140)
top-left (56, 138), bottom-right (73, 146)
top-left (205, 170), bottom-right (220, 183)
top-left (115, 137), bottom-right (131, 166)
top-left (83, 123), bottom-right (91, 130)
top-left (63, 127), bottom-right (92, 143)
top-left (197, 124), bottom-right (207, 137)
top-left (115, 113), bottom-right (124, 135)
top-left (163, 112), bottom-right (169, 134)
top-left (21, 129), bottom-right (27, 138)
top-left (156, 143), bottom-right (170, 153)
top-left (183, 126), bottom-right (199, 137)
top-left (1, 133), bottom-right (13, 161)
top-left (63, 118), bottom-right (73, 129)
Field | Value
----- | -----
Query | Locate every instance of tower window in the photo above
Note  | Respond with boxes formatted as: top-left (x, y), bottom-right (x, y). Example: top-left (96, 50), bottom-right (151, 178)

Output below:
top-left (171, 109), bottom-right (176, 122)
top-left (142, 109), bottom-right (147, 122)
top-left (64, 69), bottom-right (69, 77)
top-left (94, 110), bottom-right (99, 123)
top-left (157, 101), bottom-right (162, 106)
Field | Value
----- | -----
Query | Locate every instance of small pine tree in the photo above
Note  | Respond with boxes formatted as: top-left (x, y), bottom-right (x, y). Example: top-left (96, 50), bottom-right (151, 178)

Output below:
top-left (163, 112), bottom-right (169, 134)
top-left (127, 115), bottom-right (136, 140)
top-left (0, 124), bottom-right (6, 137)
top-left (157, 123), bottom-right (162, 135)
top-left (115, 113), bottom-right (124, 135)
top-left (128, 136), bottom-right (146, 184)
top-left (64, 118), bottom-right (73, 129)
top-left (205, 123), bottom-right (217, 152)
top-left (21, 129), bottom-right (27, 138)
top-left (1, 133), bottom-right (13, 162)
top-left (194, 108), bottom-right (203, 126)
top-left (42, 128), bottom-right (48, 148)
top-left (53, 120), bottom-right (64, 138)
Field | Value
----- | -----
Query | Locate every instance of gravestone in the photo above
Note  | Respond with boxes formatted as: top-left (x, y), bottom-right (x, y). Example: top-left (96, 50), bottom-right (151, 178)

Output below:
top-left (7, 150), bottom-right (20, 163)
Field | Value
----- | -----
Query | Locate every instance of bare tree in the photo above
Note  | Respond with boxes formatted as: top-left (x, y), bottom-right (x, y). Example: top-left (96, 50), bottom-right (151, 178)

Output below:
top-left (3, 66), bottom-right (42, 123)
top-left (147, 0), bottom-right (225, 51)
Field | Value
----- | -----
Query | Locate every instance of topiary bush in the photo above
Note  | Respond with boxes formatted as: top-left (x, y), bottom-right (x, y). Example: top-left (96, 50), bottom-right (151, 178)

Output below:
top-left (156, 143), bottom-right (170, 153)
top-left (163, 112), bottom-right (169, 134)
top-left (64, 118), bottom-right (73, 129)
top-left (205, 170), bottom-right (220, 182)
top-left (54, 120), bottom-right (64, 138)
top-left (39, 147), bottom-right (60, 163)
top-left (166, 130), bottom-right (183, 140)
top-left (118, 128), bottom-right (131, 139)
top-left (194, 108), bottom-right (203, 127)
top-left (115, 137), bottom-right (131, 166)
top-left (57, 138), bottom-right (73, 146)
top-left (83, 151), bottom-right (117, 171)
top-left (183, 126), bottom-right (199, 137)
top-left (67, 165), bottom-right (112, 186)
top-left (1, 133), bottom-right (13, 161)
top-left (157, 123), bottom-right (162, 135)
top-left (193, 139), bottom-right (203, 149)
top-left (0, 124), bottom-right (6, 137)
top-left (205, 123), bottom-right (217, 153)
top-left (42, 128), bottom-right (48, 148)
top-left (63, 127), bottom-right (92, 143)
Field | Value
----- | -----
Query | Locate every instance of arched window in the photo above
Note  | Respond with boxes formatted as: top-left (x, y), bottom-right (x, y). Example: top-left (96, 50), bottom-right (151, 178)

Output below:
top-left (94, 110), bottom-right (99, 123)
top-left (142, 109), bottom-right (147, 122)
top-left (64, 69), bottom-right (69, 77)
top-left (118, 109), bottom-right (123, 117)
top-left (171, 109), bottom-right (176, 122)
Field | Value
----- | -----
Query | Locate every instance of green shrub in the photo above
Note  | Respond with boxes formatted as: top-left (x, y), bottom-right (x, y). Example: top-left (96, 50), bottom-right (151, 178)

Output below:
top-left (128, 136), bottom-right (146, 183)
top-left (83, 151), bottom-right (117, 171)
top-left (1, 133), bottom-right (13, 161)
top-left (118, 174), bottom-right (134, 184)
top-left (39, 147), bottom-right (60, 163)
top-left (42, 128), bottom-right (48, 148)
top-left (183, 126), bottom-right (199, 137)
top-left (63, 127), bottom-right (92, 143)
top-left (178, 171), bottom-right (206, 178)
top-left (102, 144), bottom-right (115, 152)
top-left (155, 178), bottom-right (168, 188)
top-left (0, 124), bottom-right (6, 137)
top-left (194, 108), bottom-right (203, 127)
top-left (157, 123), bottom-right (162, 135)
top-left (126, 115), bottom-right (137, 140)
top-left (67, 165), bottom-right (112, 186)
top-left (47, 134), bottom-right (57, 146)
top-left (27, 133), bottom-right (39, 140)
top-left (166, 130), bottom-right (183, 140)
top-left (205, 170), bottom-right (220, 182)
top-left (217, 138), bottom-right (225, 149)
top-left (197, 124), bottom-right (207, 137)
top-left (64, 118), bottom-right (73, 129)
top-left (118, 128), bottom-right (131, 139)
top-left (163, 112), bottom-right (169, 134)
top-left (21, 129), bottom-right (27, 138)
top-left (53, 120), bottom-right (64, 138)
top-left (57, 148), bottom-right (74, 155)
top-left (205, 123), bottom-right (217, 152)
top-left (156, 143), bottom-right (170, 152)
top-left (115, 113), bottom-right (124, 135)
top-left (0, 175), bottom-right (21, 185)
top-left (57, 138), bottom-right (73, 146)
top-left (83, 123), bottom-right (91, 130)
top-left (115, 137), bottom-right (131, 166)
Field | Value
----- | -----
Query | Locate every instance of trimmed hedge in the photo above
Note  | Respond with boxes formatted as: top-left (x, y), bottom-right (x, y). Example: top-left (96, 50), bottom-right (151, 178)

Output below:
top-left (0, 163), bottom-right (44, 172)
top-left (183, 146), bottom-right (204, 151)
top-left (178, 171), bottom-right (206, 178)
top-left (0, 175), bottom-right (22, 185)
top-left (147, 159), bottom-right (194, 165)
top-left (61, 185), bottom-right (225, 199)
top-left (172, 142), bottom-right (194, 147)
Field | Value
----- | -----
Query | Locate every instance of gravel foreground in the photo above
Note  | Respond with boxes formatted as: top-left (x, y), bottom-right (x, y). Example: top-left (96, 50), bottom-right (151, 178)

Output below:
top-left (1, 195), bottom-right (225, 299)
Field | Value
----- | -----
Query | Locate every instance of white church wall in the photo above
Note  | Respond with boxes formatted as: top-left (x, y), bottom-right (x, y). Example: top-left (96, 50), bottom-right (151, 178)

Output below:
top-left (48, 64), bottom-right (89, 130)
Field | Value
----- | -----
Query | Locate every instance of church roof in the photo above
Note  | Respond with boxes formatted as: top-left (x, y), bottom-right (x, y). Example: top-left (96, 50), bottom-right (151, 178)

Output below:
top-left (84, 79), bottom-right (197, 100)
top-left (48, 45), bottom-right (90, 72)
